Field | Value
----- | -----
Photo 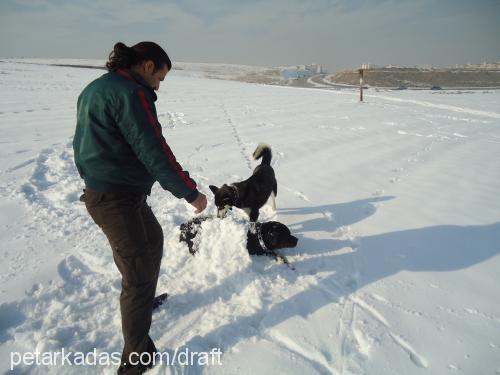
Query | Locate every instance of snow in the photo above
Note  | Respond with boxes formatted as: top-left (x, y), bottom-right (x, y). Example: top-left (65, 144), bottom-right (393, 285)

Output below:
top-left (1, 60), bottom-right (499, 374)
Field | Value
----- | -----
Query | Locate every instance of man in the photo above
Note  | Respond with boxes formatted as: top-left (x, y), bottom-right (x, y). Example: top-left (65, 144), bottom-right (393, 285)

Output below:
top-left (73, 41), bottom-right (207, 374)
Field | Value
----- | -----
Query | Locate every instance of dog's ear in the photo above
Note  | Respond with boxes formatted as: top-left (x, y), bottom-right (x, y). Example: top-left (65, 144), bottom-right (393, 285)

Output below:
top-left (209, 185), bottom-right (219, 195)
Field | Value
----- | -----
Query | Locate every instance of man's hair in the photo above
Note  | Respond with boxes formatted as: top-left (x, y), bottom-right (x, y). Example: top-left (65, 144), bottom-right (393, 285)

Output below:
top-left (105, 41), bottom-right (172, 72)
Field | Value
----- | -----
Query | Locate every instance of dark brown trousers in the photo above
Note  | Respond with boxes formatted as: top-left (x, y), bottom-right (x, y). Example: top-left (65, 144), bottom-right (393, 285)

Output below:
top-left (82, 188), bottom-right (163, 372)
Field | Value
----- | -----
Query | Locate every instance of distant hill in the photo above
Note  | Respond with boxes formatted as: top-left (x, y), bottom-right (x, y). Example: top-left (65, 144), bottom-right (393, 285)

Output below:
top-left (328, 67), bottom-right (500, 89)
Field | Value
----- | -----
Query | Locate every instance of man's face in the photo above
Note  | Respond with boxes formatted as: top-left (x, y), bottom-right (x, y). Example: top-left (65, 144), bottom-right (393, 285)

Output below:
top-left (141, 61), bottom-right (169, 91)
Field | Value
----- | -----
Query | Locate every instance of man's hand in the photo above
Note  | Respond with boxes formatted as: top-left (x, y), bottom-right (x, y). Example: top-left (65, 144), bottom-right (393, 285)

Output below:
top-left (190, 192), bottom-right (207, 214)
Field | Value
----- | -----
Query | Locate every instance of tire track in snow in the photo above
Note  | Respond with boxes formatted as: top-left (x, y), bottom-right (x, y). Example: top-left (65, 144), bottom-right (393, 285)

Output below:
top-left (337, 297), bottom-right (355, 373)
top-left (308, 226), bottom-right (368, 373)
top-left (389, 333), bottom-right (429, 368)
top-left (266, 330), bottom-right (337, 375)
top-left (351, 295), bottom-right (429, 369)
top-left (325, 225), bottom-right (361, 373)
top-left (351, 295), bottom-right (390, 327)
top-left (309, 221), bottom-right (430, 371)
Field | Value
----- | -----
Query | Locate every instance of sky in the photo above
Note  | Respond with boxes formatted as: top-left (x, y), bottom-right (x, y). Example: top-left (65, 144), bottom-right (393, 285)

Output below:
top-left (0, 0), bottom-right (499, 72)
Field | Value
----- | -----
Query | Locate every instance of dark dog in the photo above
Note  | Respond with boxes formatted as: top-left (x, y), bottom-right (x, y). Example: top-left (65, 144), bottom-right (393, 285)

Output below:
top-left (209, 143), bottom-right (277, 222)
top-left (179, 217), bottom-right (298, 257)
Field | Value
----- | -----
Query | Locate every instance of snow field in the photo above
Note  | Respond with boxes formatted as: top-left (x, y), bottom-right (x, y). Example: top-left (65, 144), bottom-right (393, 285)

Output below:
top-left (0, 60), bottom-right (499, 374)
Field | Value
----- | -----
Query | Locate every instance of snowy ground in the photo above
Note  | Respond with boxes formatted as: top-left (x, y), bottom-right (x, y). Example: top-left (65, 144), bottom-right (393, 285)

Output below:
top-left (0, 61), bottom-right (499, 375)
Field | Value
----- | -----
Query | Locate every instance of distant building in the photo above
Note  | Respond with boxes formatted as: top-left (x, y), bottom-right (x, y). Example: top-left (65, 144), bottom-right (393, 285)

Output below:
top-left (281, 64), bottom-right (323, 80)
top-left (281, 67), bottom-right (310, 80)
top-left (451, 62), bottom-right (500, 69)
top-left (306, 64), bottom-right (323, 74)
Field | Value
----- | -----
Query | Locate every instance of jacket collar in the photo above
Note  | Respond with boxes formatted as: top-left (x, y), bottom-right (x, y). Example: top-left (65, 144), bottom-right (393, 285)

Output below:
top-left (115, 69), bottom-right (157, 102)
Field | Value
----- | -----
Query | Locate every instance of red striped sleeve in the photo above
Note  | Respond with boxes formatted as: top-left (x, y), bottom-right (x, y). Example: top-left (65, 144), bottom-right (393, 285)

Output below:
top-left (137, 90), bottom-right (196, 190)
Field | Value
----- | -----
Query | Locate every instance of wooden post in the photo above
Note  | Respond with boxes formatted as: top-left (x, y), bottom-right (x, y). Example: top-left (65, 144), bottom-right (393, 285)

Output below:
top-left (358, 68), bottom-right (364, 102)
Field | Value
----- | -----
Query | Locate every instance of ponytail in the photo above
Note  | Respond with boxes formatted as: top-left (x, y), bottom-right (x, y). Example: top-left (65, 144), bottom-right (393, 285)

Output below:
top-left (105, 41), bottom-right (172, 72)
top-left (105, 42), bottom-right (139, 71)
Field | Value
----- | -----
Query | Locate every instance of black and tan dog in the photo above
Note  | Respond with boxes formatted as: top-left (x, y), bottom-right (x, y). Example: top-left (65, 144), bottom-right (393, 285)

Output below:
top-left (209, 143), bottom-right (277, 222)
top-left (179, 217), bottom-right (298, 258)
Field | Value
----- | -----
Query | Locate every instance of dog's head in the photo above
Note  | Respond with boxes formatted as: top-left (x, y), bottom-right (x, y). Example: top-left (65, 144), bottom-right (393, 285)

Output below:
top-left (261, 221), bottom-right (298, 250)
top-left (209, 184), bottom-right (237, 218)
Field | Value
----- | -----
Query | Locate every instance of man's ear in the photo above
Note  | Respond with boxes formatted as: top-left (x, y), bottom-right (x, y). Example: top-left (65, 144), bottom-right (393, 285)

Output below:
top-left (209, 185), bottom-right (219, 194)
top-left (144, 60), bottom-right (155, 74)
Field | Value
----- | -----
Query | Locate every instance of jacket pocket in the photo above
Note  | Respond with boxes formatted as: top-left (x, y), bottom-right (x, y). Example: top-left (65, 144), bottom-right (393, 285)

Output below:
top-left (101, 213), bottom-right (147, 256)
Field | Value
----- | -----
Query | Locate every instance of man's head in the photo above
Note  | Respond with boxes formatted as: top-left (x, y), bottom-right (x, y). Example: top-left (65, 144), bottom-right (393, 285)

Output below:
top-left (131, 60), bottom-right (168, 91)
top-left (106, 41), bottom-right (171, 90)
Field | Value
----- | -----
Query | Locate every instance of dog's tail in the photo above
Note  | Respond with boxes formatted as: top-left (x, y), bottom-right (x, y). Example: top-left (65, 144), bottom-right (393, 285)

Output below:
top-left (252, 143), bottom-right (272, 165)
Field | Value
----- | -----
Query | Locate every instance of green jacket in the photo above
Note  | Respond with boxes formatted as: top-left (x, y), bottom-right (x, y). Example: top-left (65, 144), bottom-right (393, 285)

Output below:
top-left (73, 69), bottom-right (198, 201)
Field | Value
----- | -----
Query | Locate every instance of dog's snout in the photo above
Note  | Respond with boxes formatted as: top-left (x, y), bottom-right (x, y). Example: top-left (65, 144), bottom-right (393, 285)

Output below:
top-left (217, 205), bottom-right (230, 218)
top-left (289, 236), bottom-right (298, 247)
